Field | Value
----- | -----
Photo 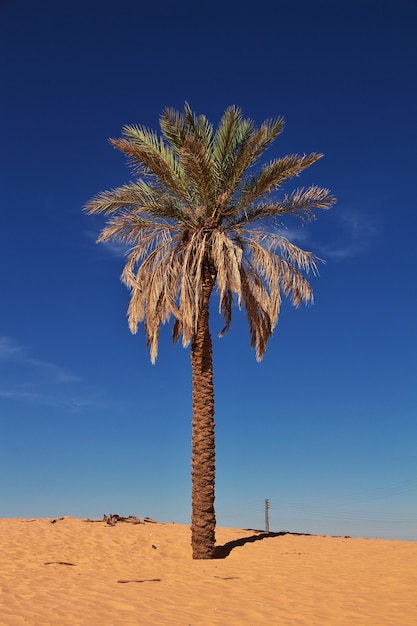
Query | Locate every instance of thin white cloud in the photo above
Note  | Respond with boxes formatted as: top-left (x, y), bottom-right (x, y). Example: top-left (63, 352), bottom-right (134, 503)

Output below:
top-left (0, 337), bottom-right (103, 411)
top-left (275, 208), bottom-right (380, 261)
top-left (84, 229), bottom-right (130, 259)
top-left (0, 387), bottom-right (103, 410)
top-left (0, 337), bottom-right (79, 383)
top-left (318, 210), bottom-right (380, 260)
top-left (275, 225), bottom-right (310, 245)
top-left (100, 240), bottom-right (131, 258)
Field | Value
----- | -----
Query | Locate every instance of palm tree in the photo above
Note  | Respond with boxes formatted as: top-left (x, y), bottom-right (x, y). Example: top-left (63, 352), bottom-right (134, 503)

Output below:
top-left (84, 104), bottom-right (335, 559)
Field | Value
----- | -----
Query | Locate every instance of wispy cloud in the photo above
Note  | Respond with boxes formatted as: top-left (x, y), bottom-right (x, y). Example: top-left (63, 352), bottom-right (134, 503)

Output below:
top-left (84, 229), bottom-right (130, 259)
top-left (100, 240), bottom-right (131, 258)
top-left (0, 337), bottom-right (102, 411)
top-left (0, 387), bottom-right (101, 410)
top-left (0, 337), bottom-right (79, 383)
top-left (276, 208), bottom-right (380, 261)
top-left (317, 210), bottom-right (380, 260)
top-left (275, 224), bottom-right (311, 245)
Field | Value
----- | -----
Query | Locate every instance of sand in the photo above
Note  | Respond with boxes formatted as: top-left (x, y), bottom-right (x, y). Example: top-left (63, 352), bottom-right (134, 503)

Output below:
top-left (0, 517), bottom-right (416, 625)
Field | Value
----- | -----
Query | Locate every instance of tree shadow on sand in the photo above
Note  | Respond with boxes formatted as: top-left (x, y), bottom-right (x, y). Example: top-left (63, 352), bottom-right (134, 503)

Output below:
top-left (213, 530), bottom-right (313, 559)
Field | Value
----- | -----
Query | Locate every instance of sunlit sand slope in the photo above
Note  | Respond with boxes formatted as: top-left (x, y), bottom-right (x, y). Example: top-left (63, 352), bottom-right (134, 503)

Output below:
top-left (0, 517), bottom-right (416, 625)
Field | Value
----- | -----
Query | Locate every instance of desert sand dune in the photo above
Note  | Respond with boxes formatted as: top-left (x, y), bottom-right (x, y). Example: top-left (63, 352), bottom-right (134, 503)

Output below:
top-left (0, 516), bottom-right (416, 625)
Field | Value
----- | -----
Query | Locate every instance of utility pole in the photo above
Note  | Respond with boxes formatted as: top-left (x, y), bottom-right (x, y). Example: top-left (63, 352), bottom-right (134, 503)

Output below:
top-left (265, 498), bottom-right (270, 533)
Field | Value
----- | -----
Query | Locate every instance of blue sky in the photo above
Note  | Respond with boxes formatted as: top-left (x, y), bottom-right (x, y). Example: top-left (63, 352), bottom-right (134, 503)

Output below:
top-left (1, 0), bottom-right (416, 540)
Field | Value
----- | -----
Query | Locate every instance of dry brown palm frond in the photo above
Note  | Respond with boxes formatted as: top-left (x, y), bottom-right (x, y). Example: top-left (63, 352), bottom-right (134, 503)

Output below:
top-left (240, 268), bottom-right (274, 361)
top-left (179, 239), bottom-right (197, 343)
top-left (243, 229), bottom-right (320, 275)
top-left (121, 228), bottom-right (175, 287)
top-left (211, 230), bottom-right (242, 312)
top-left (126, 238), bottom-right (177, 325)
top-left (250, 239), bottom-right (313, 307)
top-left (218, 287), bottom-right (233, 337)
top-left (97, 214), bottom-right (175, 246)
top-left (187, 231), bottom-right (209, 337)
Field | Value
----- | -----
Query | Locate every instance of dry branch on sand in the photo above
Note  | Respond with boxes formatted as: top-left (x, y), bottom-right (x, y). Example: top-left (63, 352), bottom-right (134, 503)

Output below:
top-left (82, 514), bottom-right (158, 526)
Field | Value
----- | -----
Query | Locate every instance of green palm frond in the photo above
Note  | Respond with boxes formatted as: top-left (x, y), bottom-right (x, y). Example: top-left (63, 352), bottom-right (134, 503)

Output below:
top-left (84, 181), bottom-right (178, 218)
top-left (122, 123), bottom-right (179, 170)
top-left (109, 126), bottom-right (189, 204)
top-left (84, 182), bottom-right (152, 215)
top-left (238, 153), bottom-right (323, 207)
top-left (97, 213), bottom-right (174, 246)
top-left (217, 116), bottom-right (284, 200)
top-left (251, 116), bottom-right (286, 161)
top-left (229, 185), bottom-right (335, 228)
top-left (184, 102), bottom-right (214, 150)
top-left (212, 108), bottom-right (253, 192)
top-left (275, 185), bottom-right (335, 221)
top-left (159, 107), bottom-right (188, 154)
top-left (212, 106), bottom-right (243, 159)
top-left (179, 137), bottom-right (216, 213)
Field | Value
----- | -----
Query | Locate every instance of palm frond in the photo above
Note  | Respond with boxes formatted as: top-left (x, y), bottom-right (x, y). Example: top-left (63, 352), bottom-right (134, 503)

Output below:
top-left (251, 116), bottom-right (285, 161)
top-left (211, 230), bottom-right (242, 314)
top-left (212, 106), bottom-right (245, 178)
top-left (178, 230), bottom-right (208, 344)
top-left (276, 186), bottom-right (336, 221)
top-left (125, 238), bottom-right (181, 362)
top-left (109, 124), bottom-right (190, 205)
top-left (216, 116), bottom-right (284, 200)
top-left (184, 102), bottom-right (214, 150)
top-left (159, 107), bottom-right (188, 154)
top-left (83, 182), bottom-right (154, 215)
top-left (242, 229), bottom-right (319, 275)
top-left (84, 180), bottom-right (184, 221)
top-left (218, 287), bottom-right (233, 337)
top-left (238, 153), bottom-right (323, 207)
top-left (240, 266), bottom-right (274, 361)
top-left (179, 137), bottom-right (216, 213)
top-left (245, 237), bottom-right (314, 308)
top-left (229, 185), bottom-right (335, 227)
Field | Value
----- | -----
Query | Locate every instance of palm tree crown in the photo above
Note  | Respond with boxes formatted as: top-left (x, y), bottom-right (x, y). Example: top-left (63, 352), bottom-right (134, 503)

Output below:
top-left (84, 104), bottom-right (334, 363)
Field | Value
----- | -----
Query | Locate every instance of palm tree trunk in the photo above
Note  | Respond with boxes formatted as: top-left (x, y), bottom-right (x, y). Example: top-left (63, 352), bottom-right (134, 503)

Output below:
top-left (190, 273), bottom-right (216, 559)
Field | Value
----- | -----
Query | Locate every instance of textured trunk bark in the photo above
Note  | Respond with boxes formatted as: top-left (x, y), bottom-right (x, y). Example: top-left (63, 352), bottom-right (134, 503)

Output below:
top-left (190, 273), bottom-right (216, 559)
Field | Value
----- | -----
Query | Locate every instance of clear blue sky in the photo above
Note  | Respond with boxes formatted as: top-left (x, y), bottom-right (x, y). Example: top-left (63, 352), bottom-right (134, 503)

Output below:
top-left (1, 0), bottom-right (416, 540)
